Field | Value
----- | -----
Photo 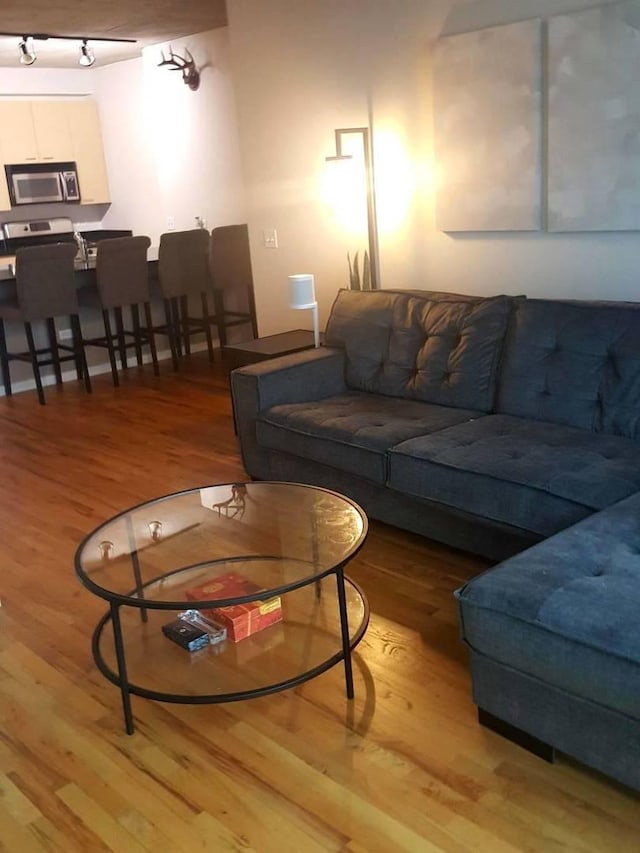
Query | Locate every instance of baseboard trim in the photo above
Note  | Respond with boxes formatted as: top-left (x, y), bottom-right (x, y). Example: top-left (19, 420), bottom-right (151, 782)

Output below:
top-left (0, 342), bottom-right (212, 398)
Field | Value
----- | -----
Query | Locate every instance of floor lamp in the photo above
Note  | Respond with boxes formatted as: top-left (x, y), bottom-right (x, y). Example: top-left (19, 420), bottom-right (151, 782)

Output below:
top-left (325, 126), bottom-right (380, 290)
top-left (288, 274), bottom-right (320, 347)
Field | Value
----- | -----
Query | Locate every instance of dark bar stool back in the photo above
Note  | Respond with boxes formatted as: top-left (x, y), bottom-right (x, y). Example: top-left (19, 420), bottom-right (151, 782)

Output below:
top-left (209, 224), bottom-right (258, 347)
top-left (0, 242), bottom-right (91, 405)
top-left (90, 236), bottom-right (158, 387)
top-left (157, 229), bottom-right (219, 369)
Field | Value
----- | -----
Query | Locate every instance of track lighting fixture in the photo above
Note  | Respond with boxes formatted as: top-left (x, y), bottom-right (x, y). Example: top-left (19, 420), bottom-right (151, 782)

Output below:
top-left (0, 32), bottom-right (136, 67)
top-left (79, 39), bottom-right (95, 67)
top-left (18, 36), bottom-right (36, 66)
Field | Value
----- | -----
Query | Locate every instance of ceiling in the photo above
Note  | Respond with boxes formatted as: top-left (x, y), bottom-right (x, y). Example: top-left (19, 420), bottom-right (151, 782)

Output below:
top-left (0, 0), bottom-right (228, 68)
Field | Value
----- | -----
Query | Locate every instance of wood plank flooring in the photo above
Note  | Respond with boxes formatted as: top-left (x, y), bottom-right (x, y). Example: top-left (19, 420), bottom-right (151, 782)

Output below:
top-left (0, 357), bottom-right (638, 852)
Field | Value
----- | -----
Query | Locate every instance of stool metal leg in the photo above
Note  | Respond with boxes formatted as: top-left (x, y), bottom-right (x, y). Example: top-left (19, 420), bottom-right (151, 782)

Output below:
top-left (67, 314), bottom-right (84, 381)
top-left (170, 298), bottom-right (183, 358)
top-left (201, 292), bottom-right (215, 362)
top-left (47, 318), bottom-right (63, 385)
top-left (71, 314), bottom-right (91, 395)
top-left (180, 295), bottom-right (191, 356)
top-left (213, 288), bottom-right (228, 350)
top-left (115, 307), bottom-right (128, 369)
top-left (0, 319), bottom-right (12, 397)
top-left (163, 299), bottom-right (179, 370)
top-left (102, 310), bottom-right (120, 387)
top-left (131, 304), bottom-right (144, 366)
top-left (24, 321), bottom-right (45, 405)
top-left (143, 302), bottom-right (160, 376)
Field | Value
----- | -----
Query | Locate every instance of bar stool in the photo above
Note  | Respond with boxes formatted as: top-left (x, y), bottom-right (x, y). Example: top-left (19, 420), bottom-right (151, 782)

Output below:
top-left (87, 236), bottom-right (158, 387)
top-left (0, 242), bottom-right (91, 405)
top-left (157, 229), bottom-right (221, 369)
top-left (209, 224), bottom-right (258, 348)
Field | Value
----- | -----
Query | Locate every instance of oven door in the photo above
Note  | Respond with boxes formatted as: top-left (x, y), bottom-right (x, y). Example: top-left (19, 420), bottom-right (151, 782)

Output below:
top-left (10, 171), bottom-right (64, 205)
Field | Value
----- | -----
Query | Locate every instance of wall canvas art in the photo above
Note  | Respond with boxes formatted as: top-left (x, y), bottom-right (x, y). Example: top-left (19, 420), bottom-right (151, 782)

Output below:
top-left (433, 19), bottom-right (542, 232)
top-left (548, 2), bottom-right (640, 232)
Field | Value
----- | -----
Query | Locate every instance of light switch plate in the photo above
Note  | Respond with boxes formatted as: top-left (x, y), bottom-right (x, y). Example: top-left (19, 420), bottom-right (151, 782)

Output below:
top-left (263, 228), bottom-right (278, 248)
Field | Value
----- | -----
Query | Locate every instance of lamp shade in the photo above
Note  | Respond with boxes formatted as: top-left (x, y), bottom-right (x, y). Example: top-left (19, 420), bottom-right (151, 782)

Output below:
top-left (288, 274), bottom-right (316, 309)
top-left (288, 273), bottom-right (320, 348)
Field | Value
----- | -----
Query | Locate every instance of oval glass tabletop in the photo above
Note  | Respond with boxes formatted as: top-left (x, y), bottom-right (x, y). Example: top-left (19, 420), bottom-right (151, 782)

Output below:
top-left (75, 482), bottom-right (368, 606)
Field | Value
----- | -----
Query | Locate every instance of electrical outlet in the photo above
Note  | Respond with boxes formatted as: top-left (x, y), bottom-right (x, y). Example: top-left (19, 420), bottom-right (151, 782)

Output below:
top-left (263, 228), bottom-right (278, 249)
top-left (58, 329), bottom-right (72, 341)
top-left (167, 216), bottom-right (175, 231)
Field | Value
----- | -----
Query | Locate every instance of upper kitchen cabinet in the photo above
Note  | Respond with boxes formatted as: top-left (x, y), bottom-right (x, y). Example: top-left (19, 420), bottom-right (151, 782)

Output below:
top-left (0, 101), bottom-right (73, 163)
top-left (0, 102), bottom-right (40, 163)
top-left (31, 101), bottom-right (74, 161)
top-left (0, 99), bottom-right (110, 210)
top-left (0, 167), bottom-right (9, 212)
top-left (66, 100), bottom-right (110, 205)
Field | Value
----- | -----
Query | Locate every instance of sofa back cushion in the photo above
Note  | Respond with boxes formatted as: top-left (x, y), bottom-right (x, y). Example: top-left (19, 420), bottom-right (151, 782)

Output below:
top-left (324, 289), bottom-right (512, 412)
top-left (497, 298), bottom-right (640, 438)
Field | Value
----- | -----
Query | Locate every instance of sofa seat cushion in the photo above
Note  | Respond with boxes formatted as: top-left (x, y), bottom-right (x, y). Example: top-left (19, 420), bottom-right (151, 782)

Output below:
top-left (256, 392), bottom-right (482, 485)
top-left (455, 492), bottom-right (640, 719)
top-left (388, 413), bottom-right (640, 536)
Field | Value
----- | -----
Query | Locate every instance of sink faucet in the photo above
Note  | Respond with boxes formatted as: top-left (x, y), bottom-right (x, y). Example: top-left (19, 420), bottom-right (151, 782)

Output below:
top-left (73, 231), bottom-right (88, 267)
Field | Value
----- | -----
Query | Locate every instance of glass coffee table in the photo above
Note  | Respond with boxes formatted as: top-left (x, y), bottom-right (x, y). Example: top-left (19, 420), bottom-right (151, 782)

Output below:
top-left (74, 482), bottom-right (369, 734)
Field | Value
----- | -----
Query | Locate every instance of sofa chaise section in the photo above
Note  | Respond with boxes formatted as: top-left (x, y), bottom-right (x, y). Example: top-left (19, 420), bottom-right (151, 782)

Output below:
top-left (456, 491), bottom-right (640, 791)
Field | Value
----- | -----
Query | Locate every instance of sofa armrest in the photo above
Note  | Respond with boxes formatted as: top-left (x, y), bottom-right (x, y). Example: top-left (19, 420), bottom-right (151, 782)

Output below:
top-left (231, 346), bottom-right (347, 477)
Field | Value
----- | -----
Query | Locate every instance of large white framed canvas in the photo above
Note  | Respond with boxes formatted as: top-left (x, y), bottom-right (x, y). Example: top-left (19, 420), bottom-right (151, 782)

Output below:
top-left (433, 19), bottom-right (542, 232)
top-left (548, 2), bottom-right (640, 232)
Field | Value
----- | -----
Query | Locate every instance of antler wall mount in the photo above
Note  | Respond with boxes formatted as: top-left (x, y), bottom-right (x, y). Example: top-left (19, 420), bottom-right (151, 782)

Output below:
top-left (157, 47), bottom-right (200, 91)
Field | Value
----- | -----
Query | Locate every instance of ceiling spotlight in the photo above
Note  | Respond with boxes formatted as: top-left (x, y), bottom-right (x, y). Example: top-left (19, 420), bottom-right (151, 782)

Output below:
top-left (18, 36), bottom-right (36, 66)
top-left (79, 39), bottom-right (95, 67)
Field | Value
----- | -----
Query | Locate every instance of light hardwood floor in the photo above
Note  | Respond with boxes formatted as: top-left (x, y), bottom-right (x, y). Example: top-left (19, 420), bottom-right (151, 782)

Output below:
top-left (0, 357), bottom-right (638, 852)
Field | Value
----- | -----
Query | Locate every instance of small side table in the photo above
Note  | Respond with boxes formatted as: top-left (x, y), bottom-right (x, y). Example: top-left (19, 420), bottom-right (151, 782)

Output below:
top-left (223, 329), bottom-right (322, 371)
top-left (224, 330), bottom-right (323, 433)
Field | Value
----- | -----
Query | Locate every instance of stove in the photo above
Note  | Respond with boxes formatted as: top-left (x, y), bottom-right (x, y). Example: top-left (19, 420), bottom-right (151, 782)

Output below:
top-left (2, 217), bottom-right (77, 251)
top-left (0, 217), bottom-right (132, 268)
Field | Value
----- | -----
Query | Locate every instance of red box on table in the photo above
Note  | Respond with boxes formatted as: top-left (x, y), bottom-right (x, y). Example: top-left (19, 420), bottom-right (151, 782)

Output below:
top-left (186, 570), bottom-right (282, 642)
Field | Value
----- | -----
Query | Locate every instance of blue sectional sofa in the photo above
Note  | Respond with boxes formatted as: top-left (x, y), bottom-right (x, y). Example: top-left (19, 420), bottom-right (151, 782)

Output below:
top-left (231, 288), bottom-right (640, 791)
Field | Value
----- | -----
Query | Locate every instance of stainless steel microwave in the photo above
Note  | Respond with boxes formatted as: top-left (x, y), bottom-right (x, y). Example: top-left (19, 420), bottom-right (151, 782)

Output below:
top-left (5, 162), bottom-right (81, 206)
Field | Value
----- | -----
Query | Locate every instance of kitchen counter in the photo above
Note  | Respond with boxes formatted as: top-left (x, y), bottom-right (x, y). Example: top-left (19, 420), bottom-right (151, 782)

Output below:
top-left (0, 247), bottom-right (159, 284)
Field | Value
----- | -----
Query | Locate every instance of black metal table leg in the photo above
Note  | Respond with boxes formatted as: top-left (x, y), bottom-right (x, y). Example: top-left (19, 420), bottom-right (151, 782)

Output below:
top-left (335, 567), bottom-right (354, 699)
top-left (110, 602), bottom-right (135, 735)
top-left (126, 515), bottom-right (148, 623)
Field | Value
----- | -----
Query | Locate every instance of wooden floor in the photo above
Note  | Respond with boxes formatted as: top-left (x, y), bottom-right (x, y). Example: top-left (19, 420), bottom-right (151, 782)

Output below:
top-left (0, 356), bottom-right (638, 852)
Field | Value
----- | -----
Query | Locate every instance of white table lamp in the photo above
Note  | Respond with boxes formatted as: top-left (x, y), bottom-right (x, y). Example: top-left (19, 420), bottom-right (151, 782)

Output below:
top-left (288, 274), bottom-right (320, 347)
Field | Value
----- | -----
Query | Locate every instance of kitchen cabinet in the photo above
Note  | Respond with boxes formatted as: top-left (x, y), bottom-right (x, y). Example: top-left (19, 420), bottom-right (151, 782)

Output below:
top-left (0, 176), bottom-right (9, 212)
top-left (0, 100), bottom-right (72, 163)
top-left (31, 101), bottom-right (73, 161)
top-left (0, 98), bottom-right (110, 210)
top-left (0, 102), bottom-right (40, 163)
top-left (66, 100), bottom-right (110, 204)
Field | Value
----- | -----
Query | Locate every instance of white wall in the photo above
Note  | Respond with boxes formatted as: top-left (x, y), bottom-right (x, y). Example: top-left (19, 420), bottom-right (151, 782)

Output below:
top-left (0, 67), bottom-right (95, 96)
top-left (227, 0), bottom-right (640, 338)
top-left (94, 28), bottom-right (247, 245)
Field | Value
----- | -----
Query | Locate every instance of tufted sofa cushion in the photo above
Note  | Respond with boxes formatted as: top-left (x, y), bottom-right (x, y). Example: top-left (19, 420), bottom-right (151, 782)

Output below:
top-left (455, 491), bottom-right (640, 719)
top-left (388, 413), bottom-right (640, 536)
top-left (498, 298), bottom-right (640, 438)
top-left (325, 289), bottom-right (513, 412)
top-left (257, 391), bottom-right (482, 484)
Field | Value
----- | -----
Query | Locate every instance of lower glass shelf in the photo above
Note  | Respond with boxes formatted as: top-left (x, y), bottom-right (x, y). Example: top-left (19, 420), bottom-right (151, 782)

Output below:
top-left (94, 575), bottom-right (368, 703)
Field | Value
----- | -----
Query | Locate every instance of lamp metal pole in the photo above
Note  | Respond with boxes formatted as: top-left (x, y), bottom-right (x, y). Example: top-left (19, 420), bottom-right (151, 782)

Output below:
top-left (327, 127), bottom-right (380, 290)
